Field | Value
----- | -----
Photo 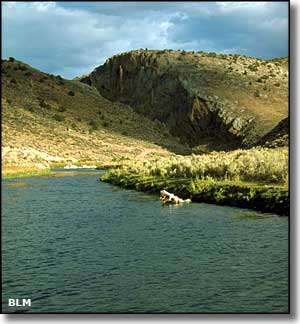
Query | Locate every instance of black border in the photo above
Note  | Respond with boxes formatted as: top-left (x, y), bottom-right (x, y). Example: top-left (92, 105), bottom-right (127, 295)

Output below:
top-left (0, 0), bottom-right (291, 316)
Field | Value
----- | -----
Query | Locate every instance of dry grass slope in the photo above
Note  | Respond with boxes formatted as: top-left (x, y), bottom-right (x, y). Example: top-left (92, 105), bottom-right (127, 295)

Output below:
top-left (2, 58), bottom-right (188, 169)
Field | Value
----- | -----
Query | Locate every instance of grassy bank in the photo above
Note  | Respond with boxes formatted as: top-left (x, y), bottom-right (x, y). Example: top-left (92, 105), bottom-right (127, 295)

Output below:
top-left (100, 147), bottom-right (289, 216)
top-left (101, 171), bottom-right (288, 216)
top-left (2, 166), bottom-right (51, 179)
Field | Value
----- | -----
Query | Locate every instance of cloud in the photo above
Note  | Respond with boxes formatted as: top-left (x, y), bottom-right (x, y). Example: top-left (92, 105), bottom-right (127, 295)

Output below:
top-left (2, 1), bottom-right (288, 79)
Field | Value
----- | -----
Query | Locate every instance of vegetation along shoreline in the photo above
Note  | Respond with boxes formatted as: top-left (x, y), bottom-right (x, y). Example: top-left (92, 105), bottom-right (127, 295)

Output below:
top-left (100, 147), bottom-right (289, 216)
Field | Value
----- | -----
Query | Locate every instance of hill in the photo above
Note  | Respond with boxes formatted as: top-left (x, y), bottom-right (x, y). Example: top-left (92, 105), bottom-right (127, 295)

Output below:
top-left (80, 49), bottom-right (288, 150)
top-left (2, 58), bottom-right (188, 169)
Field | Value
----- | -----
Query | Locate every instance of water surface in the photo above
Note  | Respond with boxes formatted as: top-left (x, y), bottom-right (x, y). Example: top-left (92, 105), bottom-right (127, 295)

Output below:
top-left (2, 171), bottom-right (289, 313)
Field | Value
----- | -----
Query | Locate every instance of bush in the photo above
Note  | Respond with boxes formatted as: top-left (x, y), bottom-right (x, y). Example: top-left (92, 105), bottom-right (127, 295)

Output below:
top-left (254, 90), bottom-right (261, 97)
top-left (39, 76), bottom-right (48, 82)
top-left (207, 52), bottom-right (217, 57)
top-left (18, 65), bottom-right (27, 71)
top-left (8, 57), bottom-right (15, 62)
top-left (39, 99), bottom-right (51, 109)
top-left (248, 64), bottom-right (258, 72)
top-left (58, 106), bottom-right (66, 112)
top-left (114, 147), bottom-right (288, 184)
top-left (89, 120), bottom-right (98, 129)
top-left (274, 82), bottom-right (280, 87)
top-left (68, 90), bottom-right (75, 96)
top-left (53, 114), bottom-right (65, 122)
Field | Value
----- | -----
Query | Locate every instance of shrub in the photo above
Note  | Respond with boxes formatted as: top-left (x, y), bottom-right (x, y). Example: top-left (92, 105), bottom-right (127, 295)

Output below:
top-left (254, 90), bottom-right (261, 97)
top-left (207, 52), bottom-right (217, 57)
top-left (89, 120), bottom-right (98, 129)
top-left (39, 99), bottom-right (51, 109)
top-left (53, 114), bottom-right (65, 122)
top-left (39, 76), bottom-right (48, 82)
top-left (248, 64), bottom-right (258, 72)
top-left (114, 147), bottom-right (288, 184)
top-left (68, 90), bottom-right (75, 96)
top-left (18, 65), bottom-right (27, 71)
top-left (58, 106), bottom-right (67, 112)
top-left (8, 57), bottom-right (15, 62)
top-left (274, 82), bottom-right (280, 87)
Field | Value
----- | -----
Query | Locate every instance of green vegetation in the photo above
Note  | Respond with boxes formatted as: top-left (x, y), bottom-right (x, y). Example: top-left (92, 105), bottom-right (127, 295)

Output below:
top-left (101, 147), bottom-right (289, 215)
top-left (101, 171), bottom-right (288, 216)
top-left (2, 166), bottom-right (51, 179)
top-left (112, 147), bottom-right (288, 184)
top-left (2, 52), bottom-right (289, 218)
top-left (207, 52), bottom-right (217, 57)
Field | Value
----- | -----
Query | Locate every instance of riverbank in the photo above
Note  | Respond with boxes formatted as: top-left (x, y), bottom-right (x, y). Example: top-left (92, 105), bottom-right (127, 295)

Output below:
top-left (101, 171), bottom-right (289, 216)
top-left (2, 166), bottom-right (51, 179)
top-left (2, 165), bottom-right (103, 180)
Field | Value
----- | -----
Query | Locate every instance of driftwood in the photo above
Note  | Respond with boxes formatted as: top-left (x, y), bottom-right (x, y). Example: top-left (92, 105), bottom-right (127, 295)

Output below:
top-left (160, 190), bottom-right (191, 204)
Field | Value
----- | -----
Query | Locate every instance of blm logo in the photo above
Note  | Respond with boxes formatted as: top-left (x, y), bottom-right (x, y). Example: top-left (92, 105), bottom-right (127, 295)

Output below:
top-left (8, 299), bottom-right (31, 307)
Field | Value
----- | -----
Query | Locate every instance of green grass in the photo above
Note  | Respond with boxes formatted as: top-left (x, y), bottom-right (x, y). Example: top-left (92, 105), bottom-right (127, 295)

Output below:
top-left (111, 147), bottom-right (288, 184)
top-left (2, 168), bottom-right (51, 179)
top-left (100, 169), bottom-right (289, 216)
top-left (99, 146), bottom-right (289, 215)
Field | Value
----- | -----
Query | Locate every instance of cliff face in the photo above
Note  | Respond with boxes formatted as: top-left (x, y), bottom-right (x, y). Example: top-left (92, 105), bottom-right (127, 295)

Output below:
top-left (81, 50), bottom-right (288, 148)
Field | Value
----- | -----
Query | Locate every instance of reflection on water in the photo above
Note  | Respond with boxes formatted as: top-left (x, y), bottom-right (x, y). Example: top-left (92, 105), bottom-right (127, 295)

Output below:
top-left (2, 172), bottom-right (288, 313)
top-left (232, 211), bottom-right (278, 221)
top-left (4, 182), bottom-right (31, 188)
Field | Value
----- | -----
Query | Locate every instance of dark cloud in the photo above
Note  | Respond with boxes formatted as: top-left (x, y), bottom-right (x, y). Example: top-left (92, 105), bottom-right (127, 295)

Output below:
top-left (2, 1), bottom-right (288, 78)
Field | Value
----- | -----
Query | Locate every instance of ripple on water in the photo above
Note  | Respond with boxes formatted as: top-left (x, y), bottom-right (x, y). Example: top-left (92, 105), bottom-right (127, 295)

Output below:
top-left (2, 173), bottom-right (289, 313)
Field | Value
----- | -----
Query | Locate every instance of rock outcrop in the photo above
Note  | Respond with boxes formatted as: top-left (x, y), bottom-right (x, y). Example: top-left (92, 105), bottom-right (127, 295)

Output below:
top-left (80, 50), bottom-right (288, 149)
top-left (256, 117), bottom-right (289, 148)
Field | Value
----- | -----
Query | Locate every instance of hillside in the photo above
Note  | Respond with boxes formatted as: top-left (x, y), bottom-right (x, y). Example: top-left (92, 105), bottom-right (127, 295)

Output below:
top-left (81, 49), bottom-right (288, 150)
top-left (2, 58), bottom-right (188, 169)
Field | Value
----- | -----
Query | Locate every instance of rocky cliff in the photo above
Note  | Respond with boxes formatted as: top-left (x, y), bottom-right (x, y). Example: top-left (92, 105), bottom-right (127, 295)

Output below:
top-left (81, 50), bottom-right (288, 149)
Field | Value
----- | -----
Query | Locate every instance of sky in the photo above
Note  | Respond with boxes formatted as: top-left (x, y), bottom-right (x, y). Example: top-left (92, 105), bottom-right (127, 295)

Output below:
top-left (2, 1), bottom-right (289, 79)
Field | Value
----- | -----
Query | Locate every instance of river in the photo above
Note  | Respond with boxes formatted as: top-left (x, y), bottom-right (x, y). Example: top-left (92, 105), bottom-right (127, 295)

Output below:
top-left (2, 170), bottom-right (289, 313)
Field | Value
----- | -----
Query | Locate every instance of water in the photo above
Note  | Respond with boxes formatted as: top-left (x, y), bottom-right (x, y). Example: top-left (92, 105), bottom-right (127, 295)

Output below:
top-left (2, 171), bottom-right (289, 313)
